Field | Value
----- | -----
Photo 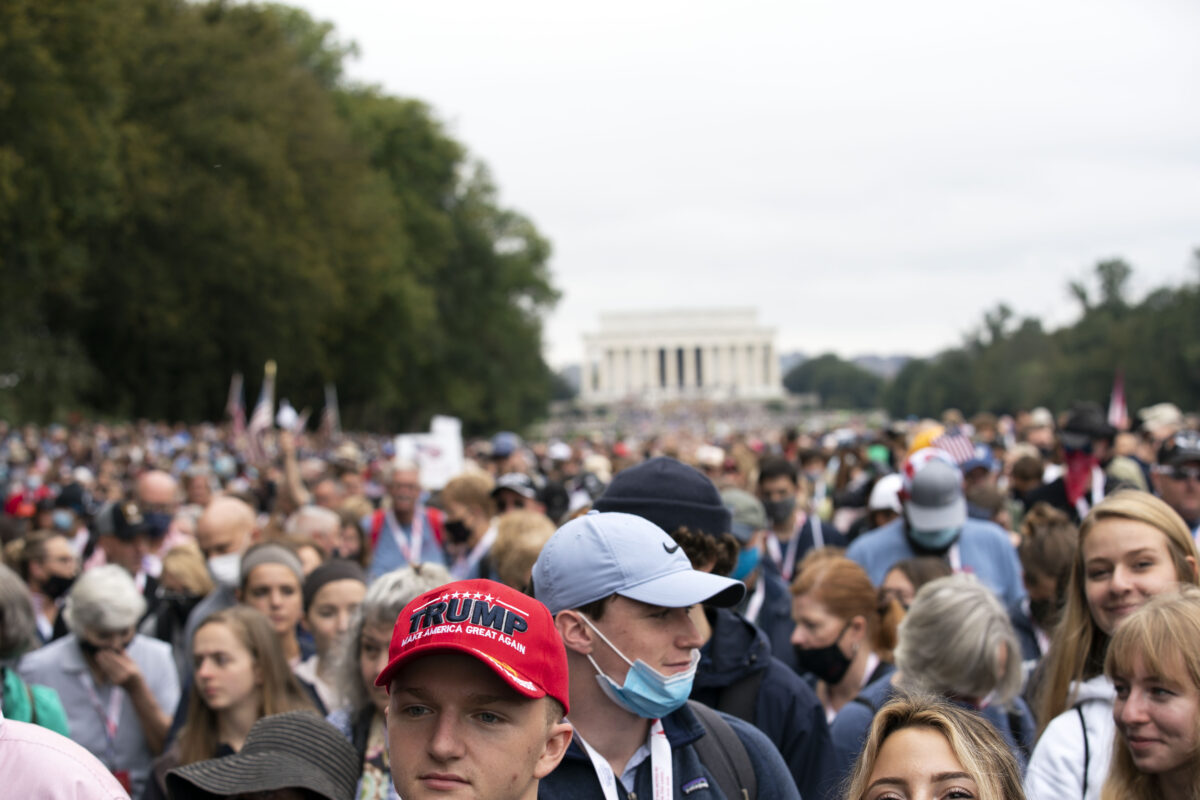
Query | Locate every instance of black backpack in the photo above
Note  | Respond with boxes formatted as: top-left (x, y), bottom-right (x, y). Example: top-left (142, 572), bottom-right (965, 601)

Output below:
top-left (687, 701), bottom-right (758, 800)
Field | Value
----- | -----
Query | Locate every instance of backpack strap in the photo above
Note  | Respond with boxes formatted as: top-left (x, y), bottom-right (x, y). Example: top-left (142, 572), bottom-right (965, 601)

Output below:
top-left (714, 668), bottom-right (765, 723)
top-left (1075, 704), bottom-right (1089, 799)
top-left (1006, 707), bottom-right (1031, 763)
top-left (369, 509), bottom-right (385, 551)
top-left (687, 701), bottom-right (757, 800)
top-left (851, 693), bottom-right (879, 714)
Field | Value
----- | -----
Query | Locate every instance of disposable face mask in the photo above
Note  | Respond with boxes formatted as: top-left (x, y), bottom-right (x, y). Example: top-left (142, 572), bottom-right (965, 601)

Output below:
top-left (731, 545), bottom-right (761, 581)
top-left (581, 614), bottom-right (699, 719)
top-left (52, 510), bottom-right (74, 531)
top-left (908, 525), bottom-right (960, 553)
top-left (207, 552), bottom-right (241, 590)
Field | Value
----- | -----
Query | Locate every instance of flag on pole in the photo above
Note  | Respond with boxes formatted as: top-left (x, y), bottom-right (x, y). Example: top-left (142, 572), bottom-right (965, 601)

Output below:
top-left (1108, 369), bottom-right (1128, 430)
top-left (246, 361), bottom-right (276, 463)
top-left (320, 383), bottom-right (341, 439)
top-left (225, 373), bottom-right (245, 438)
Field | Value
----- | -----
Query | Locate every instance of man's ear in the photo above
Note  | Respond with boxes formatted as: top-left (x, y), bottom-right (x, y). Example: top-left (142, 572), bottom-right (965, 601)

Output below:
top-left (534, 719), bottom-right (574, 779)
top-left (555, 610), bottom-right (594, 656)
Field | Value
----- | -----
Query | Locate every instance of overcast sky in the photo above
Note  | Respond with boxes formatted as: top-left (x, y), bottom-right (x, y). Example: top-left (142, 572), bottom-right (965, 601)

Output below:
top-left (296, 0), bottom-right (1200, 369)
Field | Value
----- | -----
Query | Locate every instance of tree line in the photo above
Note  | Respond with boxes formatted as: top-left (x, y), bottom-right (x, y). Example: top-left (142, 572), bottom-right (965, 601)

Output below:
top-left (785, 252), bottom-right (1200, 417)
top-left (0, 0), bottom-right (558, 433)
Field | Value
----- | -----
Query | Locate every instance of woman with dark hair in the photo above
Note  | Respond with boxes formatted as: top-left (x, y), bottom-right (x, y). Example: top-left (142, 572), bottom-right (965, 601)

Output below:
top-left (0, 563), bottom-right (69, 734)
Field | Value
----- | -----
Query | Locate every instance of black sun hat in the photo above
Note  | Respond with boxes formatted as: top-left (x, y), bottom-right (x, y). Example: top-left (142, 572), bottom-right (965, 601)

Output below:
top-left (165, 711), bottom-right (359, 800)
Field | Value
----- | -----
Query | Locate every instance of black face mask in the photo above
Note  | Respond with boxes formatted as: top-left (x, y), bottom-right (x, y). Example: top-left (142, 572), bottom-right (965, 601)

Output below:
top-left (444, 519), bottom-right (472, 544)
top-left (794, 621), bottom-right (854, 684)
top-left (41, 573), bottom-right (76, 600)
top-left (160, 591), bottom-right (202, 624)
top-left (1028, 597), bottom-right (1058, 629)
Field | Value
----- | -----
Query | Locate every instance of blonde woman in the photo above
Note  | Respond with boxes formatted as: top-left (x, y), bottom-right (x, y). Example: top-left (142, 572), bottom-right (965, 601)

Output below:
top-left (1102, 586), bottom-right (1200, 800)
top-left (1026, 491), bottom-right (1200, 800)
top-left (843, 694), bottom-right (1025, 800)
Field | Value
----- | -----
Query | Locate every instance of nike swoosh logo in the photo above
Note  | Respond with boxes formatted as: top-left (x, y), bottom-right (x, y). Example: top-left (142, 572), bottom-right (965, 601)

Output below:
top-left (663, 542), bottom-right (680, 554)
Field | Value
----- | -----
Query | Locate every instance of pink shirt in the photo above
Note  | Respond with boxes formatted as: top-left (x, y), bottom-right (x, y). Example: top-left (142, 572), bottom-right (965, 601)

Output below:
top-left (0, 709), bottom-right (130, 799)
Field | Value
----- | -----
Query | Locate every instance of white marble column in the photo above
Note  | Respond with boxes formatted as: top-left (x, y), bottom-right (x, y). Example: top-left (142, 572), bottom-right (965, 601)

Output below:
top-left (700, 345), bottom-right (713, 391)
top-left (664, 345), bottom-right (678, 393)
top-left (682, 342), bottom-right (696, 391)
top-left (764, 339), bottom-right (779, 390)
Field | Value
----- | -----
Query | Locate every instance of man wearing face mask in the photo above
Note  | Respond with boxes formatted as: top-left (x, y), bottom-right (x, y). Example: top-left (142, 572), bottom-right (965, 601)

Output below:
top-left (182, 496), bottom-right (256, 662)
top-left (1023, 403), bottom-right (1126, 524)
top-left (92, 500), bottom-right (162, 622)
top-left (721, 489), bottom-right (796, 670)
top-left (846, 449), bottom-right (1025, 609)
top-left (757, 458), bottom-right (847, 584)
top-left (533, 511), bottom-right (800, 800)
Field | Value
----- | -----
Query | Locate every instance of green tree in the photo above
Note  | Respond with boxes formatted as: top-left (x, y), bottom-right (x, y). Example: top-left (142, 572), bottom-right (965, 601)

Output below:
top-left (783, 354), bottom-right (882, 409)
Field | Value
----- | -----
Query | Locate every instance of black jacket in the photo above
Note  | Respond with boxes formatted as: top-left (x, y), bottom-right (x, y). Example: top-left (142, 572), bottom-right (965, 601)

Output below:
top-left (692, 608), bottom-right (837, 800)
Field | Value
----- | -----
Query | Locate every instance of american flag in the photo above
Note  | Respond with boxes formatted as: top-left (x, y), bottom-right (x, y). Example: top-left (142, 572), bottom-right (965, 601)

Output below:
top-left (319, 383), bottom-right (341, 439)
top-left (1108, 369), bottom-right (1128, 430)
top-left (225, 373), bottom-right (245, 438)
top-left (932, 427), bottom-right (976, 465)
top-left (246, 361), bottom-right (276, 464)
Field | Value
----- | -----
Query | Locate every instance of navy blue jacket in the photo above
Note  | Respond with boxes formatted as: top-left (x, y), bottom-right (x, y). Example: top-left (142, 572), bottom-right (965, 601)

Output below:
top-left (539, 702), bottom-right (799, 800)
top-left (830, 673), bottom-right (1037, 786)
top-left (692, 608), bottom-right (835, 800)
top-left (736, 561), bottom-right (798, 672)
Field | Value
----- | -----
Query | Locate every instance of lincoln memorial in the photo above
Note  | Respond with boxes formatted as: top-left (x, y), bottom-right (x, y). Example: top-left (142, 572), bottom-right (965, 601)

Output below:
top-left (580, 309), bottom-right (783, 404)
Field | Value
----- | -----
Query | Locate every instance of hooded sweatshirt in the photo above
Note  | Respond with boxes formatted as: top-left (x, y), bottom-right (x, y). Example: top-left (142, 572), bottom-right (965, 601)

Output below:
top-left (1024, 674), bottom-right (1115, 800)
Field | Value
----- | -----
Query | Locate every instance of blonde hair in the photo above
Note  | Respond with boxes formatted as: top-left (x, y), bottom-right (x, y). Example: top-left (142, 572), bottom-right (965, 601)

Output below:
top-left (161, 543), bottom-right (214, 597)
top-left (1035, 491), bottom-right (1200, 734)
top-left (843, 693), bottom-right (1025, 800)
top-left (1101, 586), bottom-right (1200, 800)
top-left (491, 511), bottom-right (555, 592)
top-left (441, 473), bottom-right (496, 516)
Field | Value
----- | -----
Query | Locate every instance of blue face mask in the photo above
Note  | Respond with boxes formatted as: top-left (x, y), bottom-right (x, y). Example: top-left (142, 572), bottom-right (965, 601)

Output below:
top-left (581, 614), bottom-right (699, 719)
top-left (731, 545), bottom-right (761, 581)
top-left (51, 510), bottom-right (74, 532)
top-left (909, 526), bottom-right (960, 552)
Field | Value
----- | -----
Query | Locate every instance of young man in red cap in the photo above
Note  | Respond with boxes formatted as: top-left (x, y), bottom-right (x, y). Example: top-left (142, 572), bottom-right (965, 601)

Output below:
top-left (376, 578), bottom-right (574, 800)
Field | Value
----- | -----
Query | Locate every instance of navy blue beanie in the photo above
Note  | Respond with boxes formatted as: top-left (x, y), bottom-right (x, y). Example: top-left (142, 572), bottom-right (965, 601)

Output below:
top-left (593, 456), bottom-right (732, 537)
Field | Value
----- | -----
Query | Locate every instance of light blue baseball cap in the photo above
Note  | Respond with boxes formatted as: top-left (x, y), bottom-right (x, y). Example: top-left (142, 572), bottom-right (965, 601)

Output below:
top-left (532, 511), bottom-right (746, 615)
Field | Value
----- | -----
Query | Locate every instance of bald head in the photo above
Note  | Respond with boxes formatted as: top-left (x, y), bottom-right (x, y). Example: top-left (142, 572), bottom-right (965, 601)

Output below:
top-left (196, 496), bottom-right (255, 558)
top-left (137, 470), bottom-right (180, 511)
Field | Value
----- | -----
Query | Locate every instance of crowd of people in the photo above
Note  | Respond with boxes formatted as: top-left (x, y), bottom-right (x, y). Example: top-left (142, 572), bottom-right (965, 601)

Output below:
top-left (1, 398), bottom-right (1199, 800)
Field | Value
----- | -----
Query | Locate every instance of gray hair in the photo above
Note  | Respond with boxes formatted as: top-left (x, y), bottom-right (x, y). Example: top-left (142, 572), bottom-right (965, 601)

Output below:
top-left (285, 505), bottom-right (340, 538)
top-left (63, 565), bottom-right (147, 634)
top-left (894, 573), bottom-right (1022, 706)
top-left (0, 563), bottom-right (36, 660)
top-left (334, 563), bottom-right (451, 710)
top-left (378, 460), bottom-right (420, 485)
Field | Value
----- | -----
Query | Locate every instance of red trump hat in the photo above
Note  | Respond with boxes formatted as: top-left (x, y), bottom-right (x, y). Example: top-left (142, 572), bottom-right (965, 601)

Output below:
top-left (375, 578), bottom-right (569, 713)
